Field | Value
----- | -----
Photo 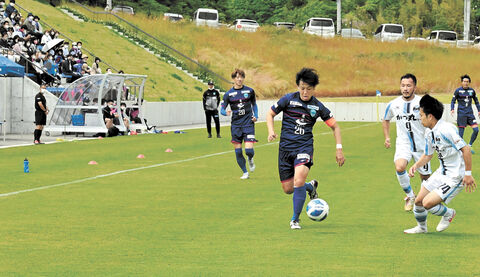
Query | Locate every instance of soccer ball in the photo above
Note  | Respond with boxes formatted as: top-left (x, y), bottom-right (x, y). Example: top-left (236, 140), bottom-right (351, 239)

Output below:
top-left (306, 198), bottom-right (329, 221)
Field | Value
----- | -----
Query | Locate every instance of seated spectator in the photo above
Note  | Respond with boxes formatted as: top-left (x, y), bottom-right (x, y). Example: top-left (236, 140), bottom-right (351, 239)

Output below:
top-left (69, 42), bottom-right (80, 57)
top-left (0, 20), bottom-right (9, 34)
top-left (25, 39), bottom-right (36, 56)
top-left (102, 99), bottom-right (119, 129)
top-left (12, 22), bottom-right (23, 38)
top-left (61, 41), bottom-right (69, 57)
top-left (60, 53), bottom-right (73, 73)
top-left (120, 102), bottom-right (130, 131)
top-left (23, 13), bottom-right (37, 36)
top-left (81, 62), bottom-right (90, 75)
top-left (91, 57), bottom-right (101, 75)
top-left (76, 41), bottom-right (83, 58)
top-left (127, 106), bottom-right (141, 123)
top-left (41, 29), bottom-right (54, 45)
top-left (0, 31), bottom-right (9, 47)
top-left (4, 0), bottom-right (17, 19)
top-left (11, 35), bottom-right (24, 53)
top-left (6, 49), bottom-right (19, 62)
top-left (105, 68), bottom-right (112, 74)
top-left (33, 15), bottom-right (42, 34)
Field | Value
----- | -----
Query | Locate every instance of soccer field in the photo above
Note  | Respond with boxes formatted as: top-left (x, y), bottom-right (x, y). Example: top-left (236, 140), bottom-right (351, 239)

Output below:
top-left (0, 122), bottom-right (479, 275)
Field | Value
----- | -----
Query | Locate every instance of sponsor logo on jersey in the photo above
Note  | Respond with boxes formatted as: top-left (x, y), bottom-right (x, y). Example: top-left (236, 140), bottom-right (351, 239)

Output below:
top-left (297, 153), bottom-right (310, 161)
top-left (413, 106), bottom-right (420, 112)
top-left (295, 119), bottom-right (308, 126)
top-left (244, 93), bottom-right (249, 98)
top-left (242, 90), bottom-right (250, 94)
top-left (237, 103), bottom-right (245, 108)
top-left (247, 134), bottom-right (255, 139)
top-left (274, 103), bottom-right (278, 108)
top-left (289, 101), bottom-right (302, 107)
top-left (396, 114), bottom-right (417, 121)
top-left (307, 105), bottom-right (319, 110)
top-left (310, 109), bottom-right (316, 117)
top-left (229, 92), bottom-right (237, 97)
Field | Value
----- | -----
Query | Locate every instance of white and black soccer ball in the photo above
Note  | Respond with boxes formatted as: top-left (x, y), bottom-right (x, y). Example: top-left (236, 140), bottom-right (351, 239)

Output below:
top-left (306, 198), bottom-right (329, 221)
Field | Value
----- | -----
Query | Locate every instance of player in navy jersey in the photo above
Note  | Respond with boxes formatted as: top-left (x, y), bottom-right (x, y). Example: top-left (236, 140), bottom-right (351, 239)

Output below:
top-left (221, 69), bottom-right (259, 179)
top-left (266, 68), bottom-right (345, 229)
top-left (451, 74), bottom-right (480, 153)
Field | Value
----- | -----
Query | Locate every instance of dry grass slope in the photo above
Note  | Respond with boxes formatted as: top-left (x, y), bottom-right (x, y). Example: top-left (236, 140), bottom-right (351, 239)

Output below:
top-left (42, 3), bottom-right (480, 100)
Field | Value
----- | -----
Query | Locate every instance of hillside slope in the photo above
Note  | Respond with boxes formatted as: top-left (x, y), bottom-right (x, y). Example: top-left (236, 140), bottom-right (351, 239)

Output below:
top-left (65, 5), bottom-right (480, 99)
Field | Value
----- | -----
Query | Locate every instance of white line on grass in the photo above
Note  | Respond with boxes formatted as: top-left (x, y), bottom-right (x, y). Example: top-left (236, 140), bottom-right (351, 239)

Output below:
top-left (0, 122), bottom-right (377, 198)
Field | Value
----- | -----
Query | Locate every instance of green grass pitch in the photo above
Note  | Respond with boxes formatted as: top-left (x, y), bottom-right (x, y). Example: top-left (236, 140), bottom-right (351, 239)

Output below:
top-left (0, 122), bottom-right (479, 275)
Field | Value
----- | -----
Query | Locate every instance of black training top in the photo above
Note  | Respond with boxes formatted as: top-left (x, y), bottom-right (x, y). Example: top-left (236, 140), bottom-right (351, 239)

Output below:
top-left (34, 92), bottom-right (46, 111)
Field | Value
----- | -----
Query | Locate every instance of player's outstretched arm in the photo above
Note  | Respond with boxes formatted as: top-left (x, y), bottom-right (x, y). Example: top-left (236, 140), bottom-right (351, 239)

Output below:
top-left (408, 154), bottom-right (433, 177)
top-left (461, 146), bottom-right (477, 193)
top-left (329, 121), bottom-right (345, 167)
top-left (266, 109), bottom-right (277, 142)
top-left (382, 120), bottom-right (391, 148)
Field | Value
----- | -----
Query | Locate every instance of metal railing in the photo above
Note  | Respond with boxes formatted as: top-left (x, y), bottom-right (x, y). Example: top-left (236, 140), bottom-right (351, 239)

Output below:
top-left (68, 0), bottom-right (232, 89)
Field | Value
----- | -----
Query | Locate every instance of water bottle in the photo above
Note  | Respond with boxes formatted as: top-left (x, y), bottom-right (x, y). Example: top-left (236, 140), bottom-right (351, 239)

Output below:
top-left (24, 158), bottom-right (29, 173)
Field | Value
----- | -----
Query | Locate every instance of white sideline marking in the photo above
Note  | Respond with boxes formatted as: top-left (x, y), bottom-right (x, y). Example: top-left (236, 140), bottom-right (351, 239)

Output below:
top-left (0, 123), bottom-right (377, 198)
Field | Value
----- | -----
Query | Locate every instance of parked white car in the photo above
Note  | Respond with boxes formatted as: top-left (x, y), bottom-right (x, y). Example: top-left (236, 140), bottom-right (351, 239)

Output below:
top-left (374, 24), bottom-right (404, 42)
top-left (302, 18), bottom-right (335, 38)
top-left (111, 6), bottom-right (134, 15)
top-left (231, 19), bottom-right (260, 32)
top-left (273, 22), bottom-right (295, 30)
top-left (163, 13), bottom-right (183, 22)
top-left (427, 30), bottom-right (457, 46)
top-left (406, 37), bottom-right (427, 42)
top-left (340, 28), bottom-right (365, 39)
top-left (193, 8), bottom-right (219, 28)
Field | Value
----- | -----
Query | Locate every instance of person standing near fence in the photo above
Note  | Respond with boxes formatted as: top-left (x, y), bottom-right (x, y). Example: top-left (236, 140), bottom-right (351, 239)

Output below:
top-left (34, 84), bottom-right (48, 144)
top-left (203, 81), bottom-right (221, 138)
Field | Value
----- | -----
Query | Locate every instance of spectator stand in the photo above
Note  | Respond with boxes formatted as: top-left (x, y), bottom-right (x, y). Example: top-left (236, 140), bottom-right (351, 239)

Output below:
top-left (14, 2), bottom-right (119, 74)
top-left (44, 73), bottom-right (147, 136)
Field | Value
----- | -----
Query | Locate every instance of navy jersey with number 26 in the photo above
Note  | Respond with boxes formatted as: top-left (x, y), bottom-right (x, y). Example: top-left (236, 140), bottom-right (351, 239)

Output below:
top-left (271, 92), bottom-right (333, 151)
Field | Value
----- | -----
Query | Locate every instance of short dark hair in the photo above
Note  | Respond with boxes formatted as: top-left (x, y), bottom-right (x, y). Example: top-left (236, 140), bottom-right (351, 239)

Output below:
top-left (231, 68), bottom-right (245, 79)
top-left (296, 68), bottom-right (319, 87)
top-left (420, 94), bottom-right (444, 120)
top-left (461, 74), bottom-right (471, 82)
top-left (401, 73), bottom-right (417, 86)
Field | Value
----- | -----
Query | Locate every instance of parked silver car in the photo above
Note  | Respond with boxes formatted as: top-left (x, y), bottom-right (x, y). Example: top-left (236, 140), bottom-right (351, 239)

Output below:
top-left (111, 6), bottom-right (134, 15)
top-left (273, 22), bottom-right (295, 30)
top-left (231, 19), bottom-right (260, 32)
top-left (341, 28), bottom-right (365, 39)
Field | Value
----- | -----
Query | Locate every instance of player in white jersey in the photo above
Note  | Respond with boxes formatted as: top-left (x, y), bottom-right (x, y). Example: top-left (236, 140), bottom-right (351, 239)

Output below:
top-left (404, 94), bottom-right (476, 234)
top-left (383, 74), bottom-right (431, 211)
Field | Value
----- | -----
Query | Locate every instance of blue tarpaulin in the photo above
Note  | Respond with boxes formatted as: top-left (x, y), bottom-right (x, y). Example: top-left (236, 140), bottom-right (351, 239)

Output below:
top-left (0, 55), bottom-right (25, 77)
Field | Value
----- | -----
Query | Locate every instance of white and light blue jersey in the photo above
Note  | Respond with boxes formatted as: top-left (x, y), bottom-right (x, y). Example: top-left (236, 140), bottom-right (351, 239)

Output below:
top-left (384, 95), bottom-right (425, 152)
top-left (425, 119), bottom-right (467, 179)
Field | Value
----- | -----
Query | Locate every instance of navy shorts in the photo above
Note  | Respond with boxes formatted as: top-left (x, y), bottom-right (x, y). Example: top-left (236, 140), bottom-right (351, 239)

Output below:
top-left (231, 124), bottom-right (256, 144)
top-left (457, 115), bottom-right (477, 128)
top-left (278, 148), bottom-right (314, 182)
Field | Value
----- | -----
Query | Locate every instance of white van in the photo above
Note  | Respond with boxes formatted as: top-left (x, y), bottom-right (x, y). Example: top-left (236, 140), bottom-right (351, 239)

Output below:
top-left (302, 18), bottom-right (335, 38)
top-left (193, 8), bottom-right (219, 27)
top-left (374, 24), bottom-right (404, 42)
top-left (427, 30), bottom-right (457, 46)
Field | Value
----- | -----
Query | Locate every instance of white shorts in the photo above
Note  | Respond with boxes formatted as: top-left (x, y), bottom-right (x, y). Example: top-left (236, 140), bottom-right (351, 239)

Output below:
top-left (394, 144), bottom-right (432, 175)
top-left (421, 171), bottom-right (463, 204)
